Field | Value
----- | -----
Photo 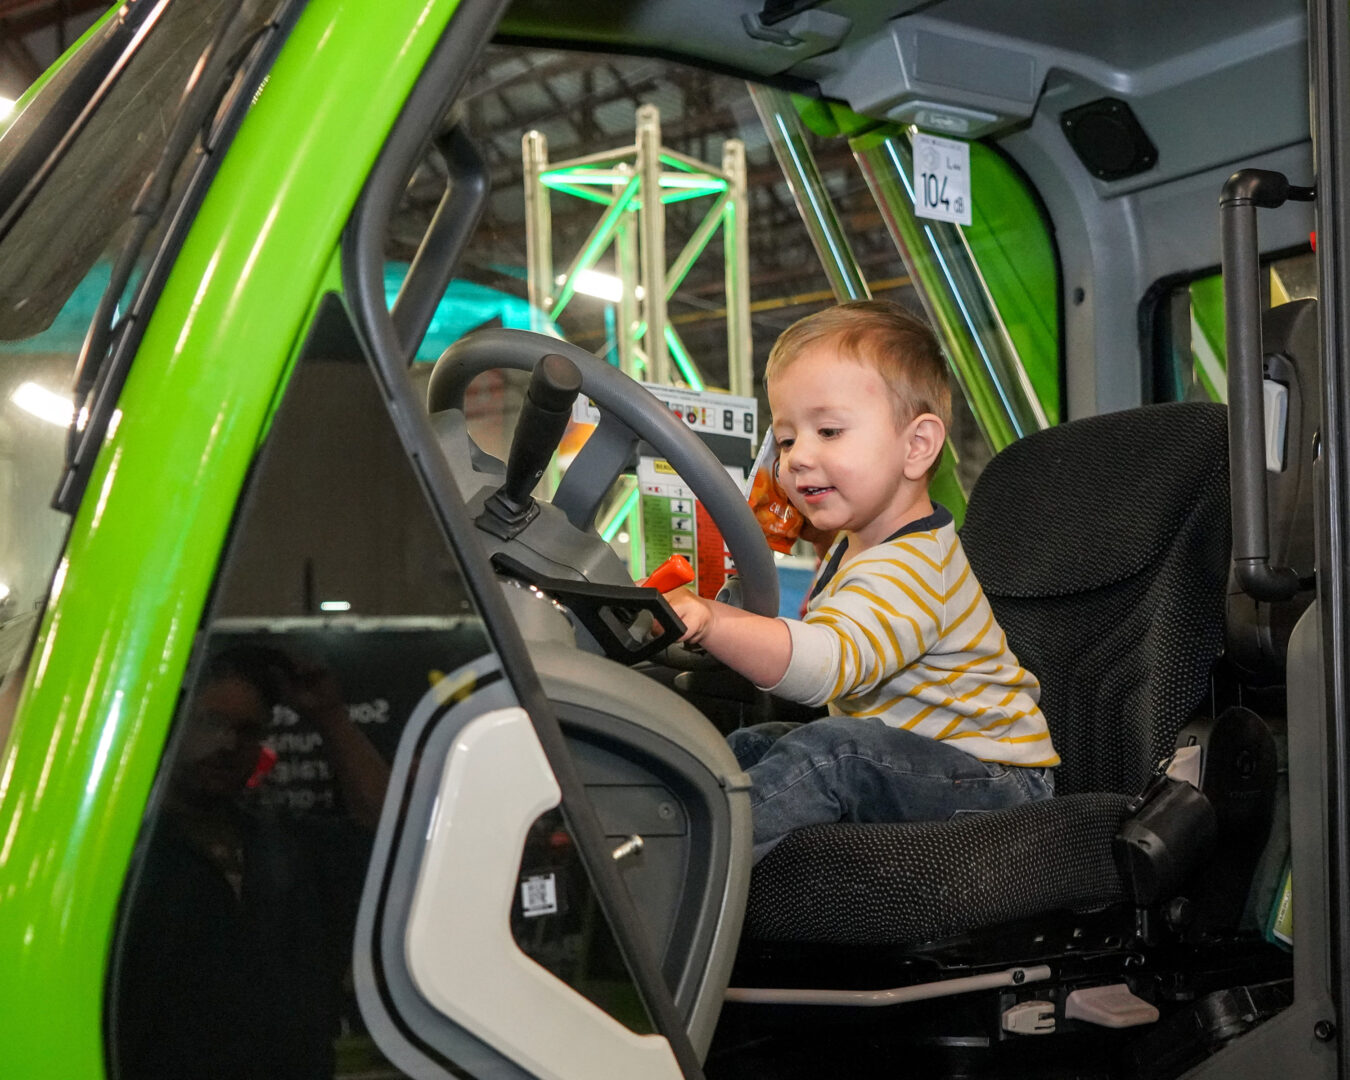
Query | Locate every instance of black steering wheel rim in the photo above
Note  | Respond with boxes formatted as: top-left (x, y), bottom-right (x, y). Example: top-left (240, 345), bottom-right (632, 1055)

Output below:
top-left (428, 327), bottom-right (779, 618)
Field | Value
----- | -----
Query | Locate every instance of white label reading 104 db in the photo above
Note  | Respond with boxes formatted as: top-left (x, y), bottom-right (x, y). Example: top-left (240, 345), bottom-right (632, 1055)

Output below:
top-left (912, 132), bottom-right (972, 227)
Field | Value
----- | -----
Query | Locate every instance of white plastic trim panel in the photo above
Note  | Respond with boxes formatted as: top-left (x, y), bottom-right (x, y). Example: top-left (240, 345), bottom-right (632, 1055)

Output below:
top-left (404, 706), bottom-right (683, 1080)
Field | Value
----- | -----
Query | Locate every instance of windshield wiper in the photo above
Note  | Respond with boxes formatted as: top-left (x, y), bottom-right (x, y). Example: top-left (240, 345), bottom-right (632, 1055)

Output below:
top-left (53, 0), bottom-right (292, 514)
top-left (0, 0), bottom-right (172, 250)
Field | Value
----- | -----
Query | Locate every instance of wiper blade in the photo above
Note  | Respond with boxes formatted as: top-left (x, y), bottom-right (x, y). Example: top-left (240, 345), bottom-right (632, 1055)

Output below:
top-left (54, 0), bottom-right (285, 514)
top-left (0, 0), bottom-right (173, 251)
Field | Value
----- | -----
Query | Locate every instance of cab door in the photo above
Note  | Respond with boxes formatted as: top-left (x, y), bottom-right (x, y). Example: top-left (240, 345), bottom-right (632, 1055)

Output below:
top-left (100, 1), bottom-right (740, 1077)
top-left (101, 294), bottom-right (710, 1080)
top-left (0, 0), bottom-right (724, 1077)
top-left (1309, 2), bottom-right (1350, 1073)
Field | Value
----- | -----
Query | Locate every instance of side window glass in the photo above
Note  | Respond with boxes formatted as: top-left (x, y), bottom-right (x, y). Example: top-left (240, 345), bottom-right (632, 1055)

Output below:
top-left (0, 0), bottom-right (280, 739)
top-left (106, 304), bottom-right (496, 1080)
top-left (107, 298), bottom-right (660, 1080)
top-left (1148, 249), bottom-right (1317, 404)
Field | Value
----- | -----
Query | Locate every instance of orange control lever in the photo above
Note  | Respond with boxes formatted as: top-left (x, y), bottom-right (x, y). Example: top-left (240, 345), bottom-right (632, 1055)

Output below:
top-left (641, 554), bottom-right (695, 593)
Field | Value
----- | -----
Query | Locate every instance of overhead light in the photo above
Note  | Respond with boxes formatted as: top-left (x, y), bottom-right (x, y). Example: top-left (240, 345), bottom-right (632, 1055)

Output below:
top-left (0, 582), bottom-right (10, 602)
top-left (572, 269), bottom-right (625, 303)
top-left (9, 381), bottom-right (123, 434)
top-left (320, 600), bottom-right (351, 612)
top-left (10, 382), bottom-right (74, 426)
top-left (0, 98), bottom-right (14, 121)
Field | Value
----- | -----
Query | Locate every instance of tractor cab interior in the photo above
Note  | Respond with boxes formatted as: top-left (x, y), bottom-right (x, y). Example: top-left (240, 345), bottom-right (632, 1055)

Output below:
top-left (420, 1), bottom-right (1326, 1074)
top-left (2, 0), bottom-right (1341, 1078)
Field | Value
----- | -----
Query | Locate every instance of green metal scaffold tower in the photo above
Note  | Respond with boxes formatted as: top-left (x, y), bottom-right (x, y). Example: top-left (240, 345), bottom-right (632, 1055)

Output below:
top-left (522, 103), bottom-right (753, 397)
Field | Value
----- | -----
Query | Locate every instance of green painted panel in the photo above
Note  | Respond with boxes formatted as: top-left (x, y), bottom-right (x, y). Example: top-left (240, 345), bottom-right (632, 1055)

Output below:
top-left (966, 143), bottom-right (1060, 426)
top-left (0, 0), bottom-right (467, 1074)
top-left (1189, 271), bottom-right (1228, 402)
top-left (931, 445), bottom-right (966, 527)
top-left (795, 93), bottom-right (1062, 443)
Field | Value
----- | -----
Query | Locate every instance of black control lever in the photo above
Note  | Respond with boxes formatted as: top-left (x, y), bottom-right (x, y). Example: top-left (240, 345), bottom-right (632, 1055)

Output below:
top-left (1219, 169), bottom-right (1316, 602)
top-left (477, 353), bottom-right (583, 540)
top-left (491, 553), bottom-right (687, 665)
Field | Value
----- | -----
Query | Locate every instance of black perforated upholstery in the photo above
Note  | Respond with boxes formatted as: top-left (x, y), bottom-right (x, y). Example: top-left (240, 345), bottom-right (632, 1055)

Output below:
top-left (744, 794), bottom-right (1132, 945)
top-left (740, 403), bottom-right (1230, 946)
top-left (961, 401), bottom-right (1230, 796)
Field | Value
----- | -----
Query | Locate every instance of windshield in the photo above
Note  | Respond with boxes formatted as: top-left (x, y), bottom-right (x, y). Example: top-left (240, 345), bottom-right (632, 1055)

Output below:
top-left (0, 0), bottom-right (252, 714)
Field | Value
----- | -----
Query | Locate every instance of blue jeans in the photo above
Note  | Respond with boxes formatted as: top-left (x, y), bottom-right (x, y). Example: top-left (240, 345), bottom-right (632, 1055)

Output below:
top-left (728, 716), bottom-right (1055, 863)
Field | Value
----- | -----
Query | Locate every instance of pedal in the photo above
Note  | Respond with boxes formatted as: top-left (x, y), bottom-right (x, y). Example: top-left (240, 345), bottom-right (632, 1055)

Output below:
top-left (1065, 984), bottom-right (1159, 1028)
top-left (1002, 1000), bottom-right (1055, 1035)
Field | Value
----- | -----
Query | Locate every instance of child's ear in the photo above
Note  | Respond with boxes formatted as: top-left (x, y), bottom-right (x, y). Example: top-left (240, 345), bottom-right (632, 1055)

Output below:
top-left (903, 413), bottom-right (946, 479)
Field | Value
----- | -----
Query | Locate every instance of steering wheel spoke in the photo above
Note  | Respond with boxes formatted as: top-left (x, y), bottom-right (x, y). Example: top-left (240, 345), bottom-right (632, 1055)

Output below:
top-left (554, 412), bottom-right (640, 531)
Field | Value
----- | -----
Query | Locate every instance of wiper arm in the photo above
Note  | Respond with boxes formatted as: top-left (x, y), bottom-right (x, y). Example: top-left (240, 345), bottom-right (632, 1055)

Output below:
top-left (0, 0), bottom-right (172, 250)
top-left (54, 1), bottom-right (282, 513)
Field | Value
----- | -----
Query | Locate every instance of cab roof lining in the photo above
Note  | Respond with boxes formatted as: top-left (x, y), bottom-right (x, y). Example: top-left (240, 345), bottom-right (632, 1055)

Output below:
top-left (500, 0), bottom-right (1307, 140)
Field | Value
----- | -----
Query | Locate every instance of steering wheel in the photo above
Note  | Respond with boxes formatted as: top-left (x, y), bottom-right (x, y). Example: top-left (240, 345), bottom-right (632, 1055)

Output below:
top-left (427, 328), bottom-right (778, 620)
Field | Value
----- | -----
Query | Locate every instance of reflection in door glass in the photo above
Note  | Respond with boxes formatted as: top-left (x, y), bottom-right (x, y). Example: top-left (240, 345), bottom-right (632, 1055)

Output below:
top-left (108, 314), bottom-right (491, 1080)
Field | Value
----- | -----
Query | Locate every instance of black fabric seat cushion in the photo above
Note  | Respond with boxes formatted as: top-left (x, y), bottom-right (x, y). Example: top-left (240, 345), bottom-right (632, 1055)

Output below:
top-left (740, 403), bottom-right (1230, 947)
top-left (743, 793), bottom-right (1132, 946)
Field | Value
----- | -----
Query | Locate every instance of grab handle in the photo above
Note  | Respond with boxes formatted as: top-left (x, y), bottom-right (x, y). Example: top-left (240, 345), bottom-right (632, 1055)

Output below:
top-left (1219, 169), bottom-right (1314, 602)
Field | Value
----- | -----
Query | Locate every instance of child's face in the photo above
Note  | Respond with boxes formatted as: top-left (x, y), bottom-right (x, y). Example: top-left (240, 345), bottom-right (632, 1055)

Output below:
top-left (769, 344), bottom-right (930, 549)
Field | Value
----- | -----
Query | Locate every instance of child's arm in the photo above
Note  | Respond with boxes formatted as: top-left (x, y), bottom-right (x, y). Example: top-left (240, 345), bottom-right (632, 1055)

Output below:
top-left (663, 588), bottom-right (792, 688)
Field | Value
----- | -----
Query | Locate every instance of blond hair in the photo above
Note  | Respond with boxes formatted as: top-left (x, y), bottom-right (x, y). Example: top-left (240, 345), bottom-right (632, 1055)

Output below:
top-left (766, 300), bottom-right (952, 434)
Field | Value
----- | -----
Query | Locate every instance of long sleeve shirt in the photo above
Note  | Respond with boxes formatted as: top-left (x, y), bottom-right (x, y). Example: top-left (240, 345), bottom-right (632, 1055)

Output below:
top-left (766, 505), bottom-right (1060, 768)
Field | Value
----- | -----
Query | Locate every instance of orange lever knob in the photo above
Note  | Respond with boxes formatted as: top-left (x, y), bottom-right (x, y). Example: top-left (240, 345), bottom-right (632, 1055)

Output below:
top-left (641, 554), bottom-right (695, 592)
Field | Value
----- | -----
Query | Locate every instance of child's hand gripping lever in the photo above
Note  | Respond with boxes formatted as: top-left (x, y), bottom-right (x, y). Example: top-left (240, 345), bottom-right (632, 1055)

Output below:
top-left (477, 353), bottom-right (583, 540)
top-left (640, 554), bottom-right (695, 593)
top-left (642, 556), bottom-right (710, 659)
top-left (649, 556), bottom-right (727, 672)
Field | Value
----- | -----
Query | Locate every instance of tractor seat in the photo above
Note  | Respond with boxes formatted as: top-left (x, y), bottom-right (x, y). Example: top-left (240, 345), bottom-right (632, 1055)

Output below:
top-left (740, 402), bottom-right (1231, 946)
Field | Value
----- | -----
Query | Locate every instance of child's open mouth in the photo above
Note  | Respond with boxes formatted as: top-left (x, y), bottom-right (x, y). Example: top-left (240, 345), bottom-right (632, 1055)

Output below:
top-left (799, 485), bottom-right (834, 504)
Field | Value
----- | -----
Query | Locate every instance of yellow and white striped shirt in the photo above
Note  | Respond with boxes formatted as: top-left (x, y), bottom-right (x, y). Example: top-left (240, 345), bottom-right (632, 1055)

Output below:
top-left (767, 507), bottom-right (1059, 768)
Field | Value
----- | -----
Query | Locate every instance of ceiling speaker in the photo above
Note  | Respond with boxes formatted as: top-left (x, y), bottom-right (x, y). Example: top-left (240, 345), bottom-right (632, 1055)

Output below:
top-left (1060, 97), bottom-right (1157, 182)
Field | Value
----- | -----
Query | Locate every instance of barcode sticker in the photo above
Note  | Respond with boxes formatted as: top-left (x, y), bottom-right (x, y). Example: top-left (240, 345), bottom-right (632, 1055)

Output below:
top-left (520, 873), bottom-right (558, 917)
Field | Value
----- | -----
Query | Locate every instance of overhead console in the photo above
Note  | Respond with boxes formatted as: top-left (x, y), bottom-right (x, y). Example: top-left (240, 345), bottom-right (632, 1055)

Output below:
top-left (802, 16), bottom-right (1041, 138)
top-left (793, 0), bottom-right (1307, 181)
top-left (501, 0), bottom-right (1305, 158)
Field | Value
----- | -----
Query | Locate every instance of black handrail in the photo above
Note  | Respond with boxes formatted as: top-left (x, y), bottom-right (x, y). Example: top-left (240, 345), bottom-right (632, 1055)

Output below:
top-left (1219, 168), bottom-right (1315, 602)
top-left (389, 125), bottom-right (488, 361)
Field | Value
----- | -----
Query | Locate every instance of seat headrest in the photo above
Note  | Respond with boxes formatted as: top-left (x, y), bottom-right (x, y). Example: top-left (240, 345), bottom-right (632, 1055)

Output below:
top-left (961, 402), bottom-right (1228, 599)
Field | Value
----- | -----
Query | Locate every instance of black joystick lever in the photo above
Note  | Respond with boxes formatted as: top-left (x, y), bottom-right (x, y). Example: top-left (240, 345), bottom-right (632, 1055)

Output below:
top-left (477, 353), bottom-right (583, 540)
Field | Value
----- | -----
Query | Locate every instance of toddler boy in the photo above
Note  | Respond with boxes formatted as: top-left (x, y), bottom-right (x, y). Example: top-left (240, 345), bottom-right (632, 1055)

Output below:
top-left (665, 300), bottom-right (1058, 862)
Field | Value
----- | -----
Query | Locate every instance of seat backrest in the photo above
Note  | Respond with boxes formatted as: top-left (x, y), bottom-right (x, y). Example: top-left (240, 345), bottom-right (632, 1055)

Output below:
top-left (960, 402), bottom-right (1230, 797)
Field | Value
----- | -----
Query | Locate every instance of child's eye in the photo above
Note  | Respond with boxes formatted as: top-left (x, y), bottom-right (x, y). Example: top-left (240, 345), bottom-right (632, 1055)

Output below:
top-left (777, 437), bottom-right (794, 451)
top-left (819, 427), bottom-right (842, 439)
